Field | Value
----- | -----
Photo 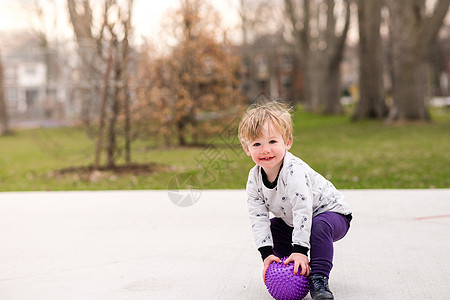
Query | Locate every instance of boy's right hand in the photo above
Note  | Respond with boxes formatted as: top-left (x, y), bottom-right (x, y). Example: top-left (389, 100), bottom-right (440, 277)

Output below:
top-left (263, 255), bottom-right (282, 284)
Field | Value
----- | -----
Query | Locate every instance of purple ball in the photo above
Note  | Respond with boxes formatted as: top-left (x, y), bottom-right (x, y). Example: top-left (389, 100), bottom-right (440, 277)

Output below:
top-left (265, 257), bottom-right (309, 300)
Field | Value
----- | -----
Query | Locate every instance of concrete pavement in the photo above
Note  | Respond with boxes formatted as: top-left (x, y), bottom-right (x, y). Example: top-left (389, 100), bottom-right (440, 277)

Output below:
top-left (0, 189), bottom-right (449, 299)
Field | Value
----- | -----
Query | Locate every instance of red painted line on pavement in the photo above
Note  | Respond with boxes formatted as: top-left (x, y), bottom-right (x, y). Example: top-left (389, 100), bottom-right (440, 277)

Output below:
top-left (414, 214), bottom-right (450, 221)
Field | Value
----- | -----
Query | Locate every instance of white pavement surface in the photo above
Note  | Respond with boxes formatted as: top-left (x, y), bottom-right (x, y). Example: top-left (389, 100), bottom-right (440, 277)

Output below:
top-left (0, 189), bottom-right (449, 300)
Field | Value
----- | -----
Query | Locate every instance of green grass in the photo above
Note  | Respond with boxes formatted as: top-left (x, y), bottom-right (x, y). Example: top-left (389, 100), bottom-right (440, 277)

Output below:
top-left (0, 106), bottom-right (449, 191)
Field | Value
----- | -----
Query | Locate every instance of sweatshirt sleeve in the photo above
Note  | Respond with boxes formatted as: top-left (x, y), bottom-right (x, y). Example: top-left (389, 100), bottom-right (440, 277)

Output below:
top-left (246, 168), bottom-right (273, 249)
top-left (286, 161), bottom-right (313, 250)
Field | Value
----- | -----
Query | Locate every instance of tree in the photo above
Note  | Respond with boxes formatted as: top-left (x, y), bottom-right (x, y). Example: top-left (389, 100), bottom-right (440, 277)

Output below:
top-left (353, 0), bottom-right (388, 120)
top-left (0, 51), bottom-right (10, 135)
top-left (68, 0), bottom-right (134, 168)
top-left (285, 0), bottom-right (351, 114)
top-left (237, 0), bottom-right (302, 102)
top-left (67, 0), bottom-right (101, 128)
top-left (385, 0), bottom-right (450, 121)
top-left (137, 0), bottom-right (243, 146)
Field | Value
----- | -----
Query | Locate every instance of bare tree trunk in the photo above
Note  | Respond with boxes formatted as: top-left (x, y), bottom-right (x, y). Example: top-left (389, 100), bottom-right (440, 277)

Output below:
top-left (390, 53), bottom-right (431, 120)
top-left (106, 39), bottom-right (121, 168)
top-left (177, 118), bottom-right (187, 146)
top-left (321, 0), bottom-right (349, 114)
top-left (124, 72), bottom-right (131, 165)
top-left (386, 0), bottom-right (450, 121)
top-left (308, 52), bottom-right (324, 111)
top-left (67, 0), bottom-right (93, 41)
top-left (94, 39), bottom-right (113, 170)
top-left (0, 52), bottom-right (10, 135)
top-left (123, 0), bottom-right (133, 165)
top-left (285, 0), bottom-right (311, 105)
top-left (324, 63), bottom-right (344, 114)
top-left (353, 0), bottom-right (388, 120)
top-left (106, 96), bottom-right (119, 168)
top-left (285, 0), bottom-right (349, 114)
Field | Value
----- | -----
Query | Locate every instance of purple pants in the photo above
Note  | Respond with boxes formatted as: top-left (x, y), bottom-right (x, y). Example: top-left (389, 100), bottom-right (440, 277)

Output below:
top-left (270, 212), bottom-right (350, 277)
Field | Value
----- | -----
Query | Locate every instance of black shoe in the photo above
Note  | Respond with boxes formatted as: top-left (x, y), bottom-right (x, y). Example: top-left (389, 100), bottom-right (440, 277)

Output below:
top-left (309, 274), bottom-right (334, 300)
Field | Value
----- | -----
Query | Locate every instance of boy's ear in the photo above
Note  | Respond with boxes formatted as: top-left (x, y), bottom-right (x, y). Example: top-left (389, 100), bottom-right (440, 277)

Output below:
top-left (286, 138), bottom-right (292, 150)
top-left (242, 143), bottom-right (251, 156)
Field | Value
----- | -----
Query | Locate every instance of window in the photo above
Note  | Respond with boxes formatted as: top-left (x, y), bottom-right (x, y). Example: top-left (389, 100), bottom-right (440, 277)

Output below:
top-left (6, 88), bottom-right (18, 103)
top-left (5, 67), bottom-right (16, 79)
top-left (25, 66), bottom-right (37, 75)
top-left (281, 55), bottom-right (292, 71)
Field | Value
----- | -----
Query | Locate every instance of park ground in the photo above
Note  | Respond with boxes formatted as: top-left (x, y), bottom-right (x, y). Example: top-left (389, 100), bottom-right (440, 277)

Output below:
top-left (0, 106), bottom-right (449, 191)
top-left (0, 189), bottom-right (449, 299)
top-left (0, 106), bottom-right (449, 298)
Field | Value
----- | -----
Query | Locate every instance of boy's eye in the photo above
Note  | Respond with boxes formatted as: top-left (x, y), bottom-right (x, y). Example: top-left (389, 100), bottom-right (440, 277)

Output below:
top-left (269, 140), bottom-right (277, 144)
top-left (252, 142), bottom-right (261, 147)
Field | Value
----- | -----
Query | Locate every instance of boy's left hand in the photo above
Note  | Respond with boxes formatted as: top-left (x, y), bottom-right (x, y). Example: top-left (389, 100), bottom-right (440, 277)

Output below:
top-left (284, 253), bottom-right (310, 276)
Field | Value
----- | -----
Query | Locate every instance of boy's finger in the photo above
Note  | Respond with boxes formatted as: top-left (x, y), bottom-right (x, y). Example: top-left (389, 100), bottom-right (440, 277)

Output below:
top-left (301, 262), bottom-right (310, 276)
top-left (293, 261), bottom-right (300, 275)
top-left (283, 257), bottom-right (291, 265)
top-left (299, 262), bottom-right (306, 275)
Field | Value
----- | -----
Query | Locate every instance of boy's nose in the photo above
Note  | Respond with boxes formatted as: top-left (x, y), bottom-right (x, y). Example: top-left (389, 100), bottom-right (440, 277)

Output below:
top-left (261, 144), bottom-right (270, 153)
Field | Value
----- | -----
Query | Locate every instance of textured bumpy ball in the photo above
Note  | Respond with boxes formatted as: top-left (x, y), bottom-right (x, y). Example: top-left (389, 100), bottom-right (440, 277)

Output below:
top-left (265, 257), bottom-right (309, 300)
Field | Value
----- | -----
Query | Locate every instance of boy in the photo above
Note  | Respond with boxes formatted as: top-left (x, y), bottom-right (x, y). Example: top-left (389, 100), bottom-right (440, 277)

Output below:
top-left (238, 101), bottom-right (352, 300)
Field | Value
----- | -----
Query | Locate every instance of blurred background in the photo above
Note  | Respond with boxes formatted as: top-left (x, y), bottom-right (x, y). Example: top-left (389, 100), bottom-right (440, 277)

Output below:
top-left (0, 0), bottom-right (449, 191)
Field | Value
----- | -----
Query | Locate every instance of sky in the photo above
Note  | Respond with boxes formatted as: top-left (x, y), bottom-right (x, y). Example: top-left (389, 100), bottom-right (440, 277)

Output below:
top-left (0, 0), bottom-right (242, 46)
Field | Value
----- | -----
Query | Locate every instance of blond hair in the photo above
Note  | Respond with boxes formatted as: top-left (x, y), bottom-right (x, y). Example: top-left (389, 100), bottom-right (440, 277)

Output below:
top-left (238, 101), bottom-right (293, 145)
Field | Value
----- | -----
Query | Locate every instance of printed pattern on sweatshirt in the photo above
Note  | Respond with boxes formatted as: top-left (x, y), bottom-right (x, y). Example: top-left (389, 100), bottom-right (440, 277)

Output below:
top-left (246, 151), bottom-right (352, 250)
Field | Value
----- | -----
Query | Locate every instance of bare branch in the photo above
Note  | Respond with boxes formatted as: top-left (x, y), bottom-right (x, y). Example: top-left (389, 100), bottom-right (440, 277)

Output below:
top-left (421, 0), bottom-right (450, 45)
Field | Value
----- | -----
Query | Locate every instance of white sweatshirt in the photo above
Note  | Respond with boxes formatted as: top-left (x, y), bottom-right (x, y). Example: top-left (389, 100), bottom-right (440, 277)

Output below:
top-left (246, 151), bottom-right (352, 250)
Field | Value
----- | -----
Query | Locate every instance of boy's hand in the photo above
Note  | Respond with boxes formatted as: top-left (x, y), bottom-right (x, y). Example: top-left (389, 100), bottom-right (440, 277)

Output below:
top-left (262, 255), bottom-right (282, 284)
top-left (284, 253), bottom-right (310, 276)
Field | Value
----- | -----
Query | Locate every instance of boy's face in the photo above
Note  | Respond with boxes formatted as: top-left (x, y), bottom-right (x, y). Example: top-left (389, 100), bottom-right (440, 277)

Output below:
top-left (243, 120), bottom-right (292, 174)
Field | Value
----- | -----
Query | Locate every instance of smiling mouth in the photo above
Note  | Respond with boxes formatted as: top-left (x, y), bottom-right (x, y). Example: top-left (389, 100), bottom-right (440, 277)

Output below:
top-left (260, 156), bottom-right (274, 161)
